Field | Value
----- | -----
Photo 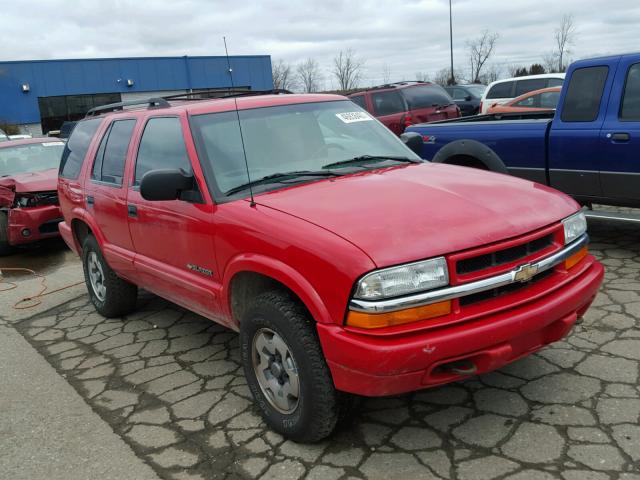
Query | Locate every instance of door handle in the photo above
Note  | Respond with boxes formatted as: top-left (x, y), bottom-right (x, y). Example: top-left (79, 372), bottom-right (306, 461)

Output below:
top-left (86, 195), bottom-right (94, 206)
top-left (127, 204), bottom-right (137, 217)
top-left (608, 132), bottom-right (630, 142)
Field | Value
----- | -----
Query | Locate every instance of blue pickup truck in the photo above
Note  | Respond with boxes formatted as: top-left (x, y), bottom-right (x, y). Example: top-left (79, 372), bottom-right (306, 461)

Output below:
top-left (406, 53), bottom-right (640, 208)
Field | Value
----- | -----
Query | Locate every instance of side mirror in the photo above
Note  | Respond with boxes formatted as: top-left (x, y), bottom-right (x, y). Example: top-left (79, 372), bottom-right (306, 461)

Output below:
top-left (465, 95), bottom-right (472, 101)
top-left (140, 169), bottom-right (195, 201)
top-left (400, 131), bottom-right (423, 156)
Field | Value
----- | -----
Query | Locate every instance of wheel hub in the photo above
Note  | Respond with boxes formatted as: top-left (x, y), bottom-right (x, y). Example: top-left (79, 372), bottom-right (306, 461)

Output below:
top-left (251, 328), bottom-right (300, 414)
top-left (87, 251), bottom-right (107, 302)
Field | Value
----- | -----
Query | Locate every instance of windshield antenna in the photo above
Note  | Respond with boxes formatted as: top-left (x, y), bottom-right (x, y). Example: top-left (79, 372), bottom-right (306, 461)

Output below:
top-left (223, 36), bottom-right (255, 207)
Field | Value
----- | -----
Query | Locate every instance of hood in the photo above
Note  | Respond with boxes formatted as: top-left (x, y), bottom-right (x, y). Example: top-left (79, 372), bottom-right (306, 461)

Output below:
top-left (0, 168), bottom-right (58, 194)
top-left (255, 163), bottom-right (578, 267)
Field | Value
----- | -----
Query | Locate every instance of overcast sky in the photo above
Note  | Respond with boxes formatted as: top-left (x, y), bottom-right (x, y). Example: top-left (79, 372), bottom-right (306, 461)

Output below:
top-left (1, 0), bottom-right (638, 88)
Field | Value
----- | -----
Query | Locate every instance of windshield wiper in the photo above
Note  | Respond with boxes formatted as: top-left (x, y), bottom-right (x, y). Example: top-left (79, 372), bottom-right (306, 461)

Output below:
top-left (322, 155), bottom-right (421, 170)
top-left (225, 170), bottom-right (341, 196)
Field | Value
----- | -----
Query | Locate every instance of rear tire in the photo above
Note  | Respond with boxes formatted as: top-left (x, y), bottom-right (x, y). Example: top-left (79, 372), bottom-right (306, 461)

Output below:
top-left (82, 235), bottom-right (138, 317)
top-left (0, 212), bottom-right (13, 256)
top-left (240, 290), bottom-right (352, 443)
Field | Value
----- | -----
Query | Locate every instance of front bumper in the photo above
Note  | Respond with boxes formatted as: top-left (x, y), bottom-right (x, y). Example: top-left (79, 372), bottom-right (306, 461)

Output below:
top-left (318, 254), bottom-right (603, 397)
top-left (7, 205), bottom-right (62, 245)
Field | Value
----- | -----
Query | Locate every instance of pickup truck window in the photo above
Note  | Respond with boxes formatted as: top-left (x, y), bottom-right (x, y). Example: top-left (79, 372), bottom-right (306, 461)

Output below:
top-left (59, 118), bottom-right (102, 179)
top-left (486, 81), bottom-right (513, 99)
top-left (134, 117), bottom-right (191, 186)
top-left (620, 63), bottom-right (640, 121)
top-left (561, 66), bottom-right (609, 122)
top-left (514, 78), bottom-right (546, 97)
top-left (92, 119), bottom-right (135, 186)
top-left (371, 90), bottom-right (405, 116)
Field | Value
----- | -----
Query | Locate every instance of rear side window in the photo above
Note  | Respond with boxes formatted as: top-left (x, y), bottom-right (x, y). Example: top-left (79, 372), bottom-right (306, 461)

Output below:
top-left (561, 66), bottom-right (609, 122)
top-left (350, 95), bottom-right (367, 110)
top-left (548, 78), bottom-right (564, 87)
top-left (59, 118), bottom-right (102, 179)
top-left (371, 90), bottom-right (405, 116)
top-left (91, 119), bottom-right (136, 185)
top-left (486, 81), bottom-right (513, 99)
top-left (620, 63), bottom-right (640, 121)
top-left (514, 78), bottom-right (547, 97)
top-left (401, 85), bottom-right (452, 109)
top-left (451, 88), bottom-right (468, 101)
top-left (134, 117), bottom-right (191, 185)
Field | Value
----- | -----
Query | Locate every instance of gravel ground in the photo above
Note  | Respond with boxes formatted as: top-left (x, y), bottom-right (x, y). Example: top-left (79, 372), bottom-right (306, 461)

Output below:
top-left (4, 217), bottom-right (640, 480)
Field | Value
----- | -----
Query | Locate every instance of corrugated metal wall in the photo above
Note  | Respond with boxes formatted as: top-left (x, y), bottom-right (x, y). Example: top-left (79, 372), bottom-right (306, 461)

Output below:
top-left (0, 55), bottom-right (273, 125)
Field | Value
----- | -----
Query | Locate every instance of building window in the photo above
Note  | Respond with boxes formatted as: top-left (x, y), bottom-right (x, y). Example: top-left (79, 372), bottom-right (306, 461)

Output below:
top-left (38, 93), bottom-right (122, 134)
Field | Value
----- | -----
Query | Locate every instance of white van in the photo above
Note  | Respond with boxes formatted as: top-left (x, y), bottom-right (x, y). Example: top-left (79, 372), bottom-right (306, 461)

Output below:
top-left (480, 73), bottom-right (565, 114)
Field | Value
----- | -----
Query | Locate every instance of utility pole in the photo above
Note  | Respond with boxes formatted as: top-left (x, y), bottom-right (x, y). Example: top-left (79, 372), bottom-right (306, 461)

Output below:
top-left (449, 0), bottom-right (455, 85)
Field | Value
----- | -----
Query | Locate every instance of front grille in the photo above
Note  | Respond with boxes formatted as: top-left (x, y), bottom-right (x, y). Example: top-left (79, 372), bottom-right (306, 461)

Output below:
top-left (39, 218), bottom-right (63, 234)
top-left (459, 268), bottom-right (554, 306)
top-left (457, 233), bottom-right (554, 275)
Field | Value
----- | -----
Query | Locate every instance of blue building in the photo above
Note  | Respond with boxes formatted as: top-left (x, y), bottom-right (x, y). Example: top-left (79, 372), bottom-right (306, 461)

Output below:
top-left (0, 55), bottom-right (273, 134)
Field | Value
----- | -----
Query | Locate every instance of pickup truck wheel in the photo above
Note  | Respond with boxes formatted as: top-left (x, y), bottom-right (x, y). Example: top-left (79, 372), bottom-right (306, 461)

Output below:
top-left (0, 212), bottom-right (13, 256)
top-left (240, 290), bottom-right (348, 443)
top-left (82, 235), bottom-right (138, 318)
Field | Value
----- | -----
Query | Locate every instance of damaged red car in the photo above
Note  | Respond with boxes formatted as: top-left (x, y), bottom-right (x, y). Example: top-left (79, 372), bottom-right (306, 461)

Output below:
top-left (0, 138), bottom-right (66, 254)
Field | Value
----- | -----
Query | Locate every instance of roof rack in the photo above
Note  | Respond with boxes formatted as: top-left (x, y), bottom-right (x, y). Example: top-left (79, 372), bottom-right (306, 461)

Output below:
top-left (365, 80), bottom-right (431, 91)
top-left (85, 97), bottom-right (170, 117)
top-left (163, 88), bottom-right (292, 101)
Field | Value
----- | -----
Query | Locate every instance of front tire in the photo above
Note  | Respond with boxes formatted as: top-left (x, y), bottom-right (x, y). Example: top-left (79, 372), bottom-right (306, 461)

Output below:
top-left (240, 290), bottom-right (349, 443)
top-left (82, 235), bottom-right (138, 317)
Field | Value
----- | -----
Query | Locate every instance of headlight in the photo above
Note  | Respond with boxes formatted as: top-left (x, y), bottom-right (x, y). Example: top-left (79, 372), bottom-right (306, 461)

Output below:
top-left (354, 257), bottom-right (449, 300)
top-left (562, 211), bottom-right (587, 244)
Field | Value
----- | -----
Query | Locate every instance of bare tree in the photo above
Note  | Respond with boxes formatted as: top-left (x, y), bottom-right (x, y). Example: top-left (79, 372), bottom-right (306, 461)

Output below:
top-left (415, 71), bottom-right (430, 82)
top-left (272, 59), bottom-right (295, 91)
top-left (467, 30), bottom-right (499, 83)
top-left (542, 51), bottom-right (560, 73)
top-left (555, 14), bottom-right (576, 72)
top-left (507, 64), bottom-right (522, 77)
top-left (478, 63), bottom-right (502, 84)
top-left (433, 68), bottom-right (452, 87)
top-left (296, 58), bottom-right (323, 93)
top-left (332, 49), bottom-right (365, 91)
top-left (382, 63), bottom-right (392, 84)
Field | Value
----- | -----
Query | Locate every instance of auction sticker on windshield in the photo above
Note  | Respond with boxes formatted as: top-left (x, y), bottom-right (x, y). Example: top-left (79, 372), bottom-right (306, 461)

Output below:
top-left (336, 111), bottom-right (373, 123)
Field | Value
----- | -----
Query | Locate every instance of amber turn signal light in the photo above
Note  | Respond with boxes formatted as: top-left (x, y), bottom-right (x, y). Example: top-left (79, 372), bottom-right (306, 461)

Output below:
top-left (346, 300), bottom-right (452, 329)
top-left (565, 246), bottom-right (588, 270)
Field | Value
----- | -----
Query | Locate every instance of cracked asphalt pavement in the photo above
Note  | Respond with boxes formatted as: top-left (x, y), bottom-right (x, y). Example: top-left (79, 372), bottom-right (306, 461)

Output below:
top-left (2, 217), bottom-right (640, 480)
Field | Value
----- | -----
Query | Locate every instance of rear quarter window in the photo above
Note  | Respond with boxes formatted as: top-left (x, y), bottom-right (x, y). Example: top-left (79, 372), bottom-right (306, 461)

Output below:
top-left (561, 66), bottom-right (609, 122)
top-left (59, 118), bottom-right (103, 179)
top-left (401, 85), bottom-right (452, 109)
top-left (371, 90), bottom-right (406, 116)
top-left (486, 81), bottom-right (514, 99)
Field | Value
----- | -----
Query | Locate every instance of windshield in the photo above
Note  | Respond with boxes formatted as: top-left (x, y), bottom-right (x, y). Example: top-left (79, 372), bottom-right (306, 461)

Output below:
top-left (0, 141), bottom-right (65, 177)
top-left (190, 100), bottom-right (419, 199)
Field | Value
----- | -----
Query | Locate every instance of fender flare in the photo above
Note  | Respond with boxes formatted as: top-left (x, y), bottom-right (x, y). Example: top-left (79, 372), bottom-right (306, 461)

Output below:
top-left (432, 139), bottom-right (508, 174)
top-left (221, 254), bottom-right (333, 327)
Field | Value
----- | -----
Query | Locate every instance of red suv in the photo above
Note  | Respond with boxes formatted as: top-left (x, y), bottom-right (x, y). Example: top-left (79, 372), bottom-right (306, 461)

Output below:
top-left (348, 81), bottom-right (460, 135)
top-left (58, 92), bottom-right (603, 442)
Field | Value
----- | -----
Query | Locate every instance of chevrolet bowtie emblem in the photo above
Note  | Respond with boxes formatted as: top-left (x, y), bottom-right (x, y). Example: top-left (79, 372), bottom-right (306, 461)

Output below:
top-left (513, 263), bottom-right (539, 282)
